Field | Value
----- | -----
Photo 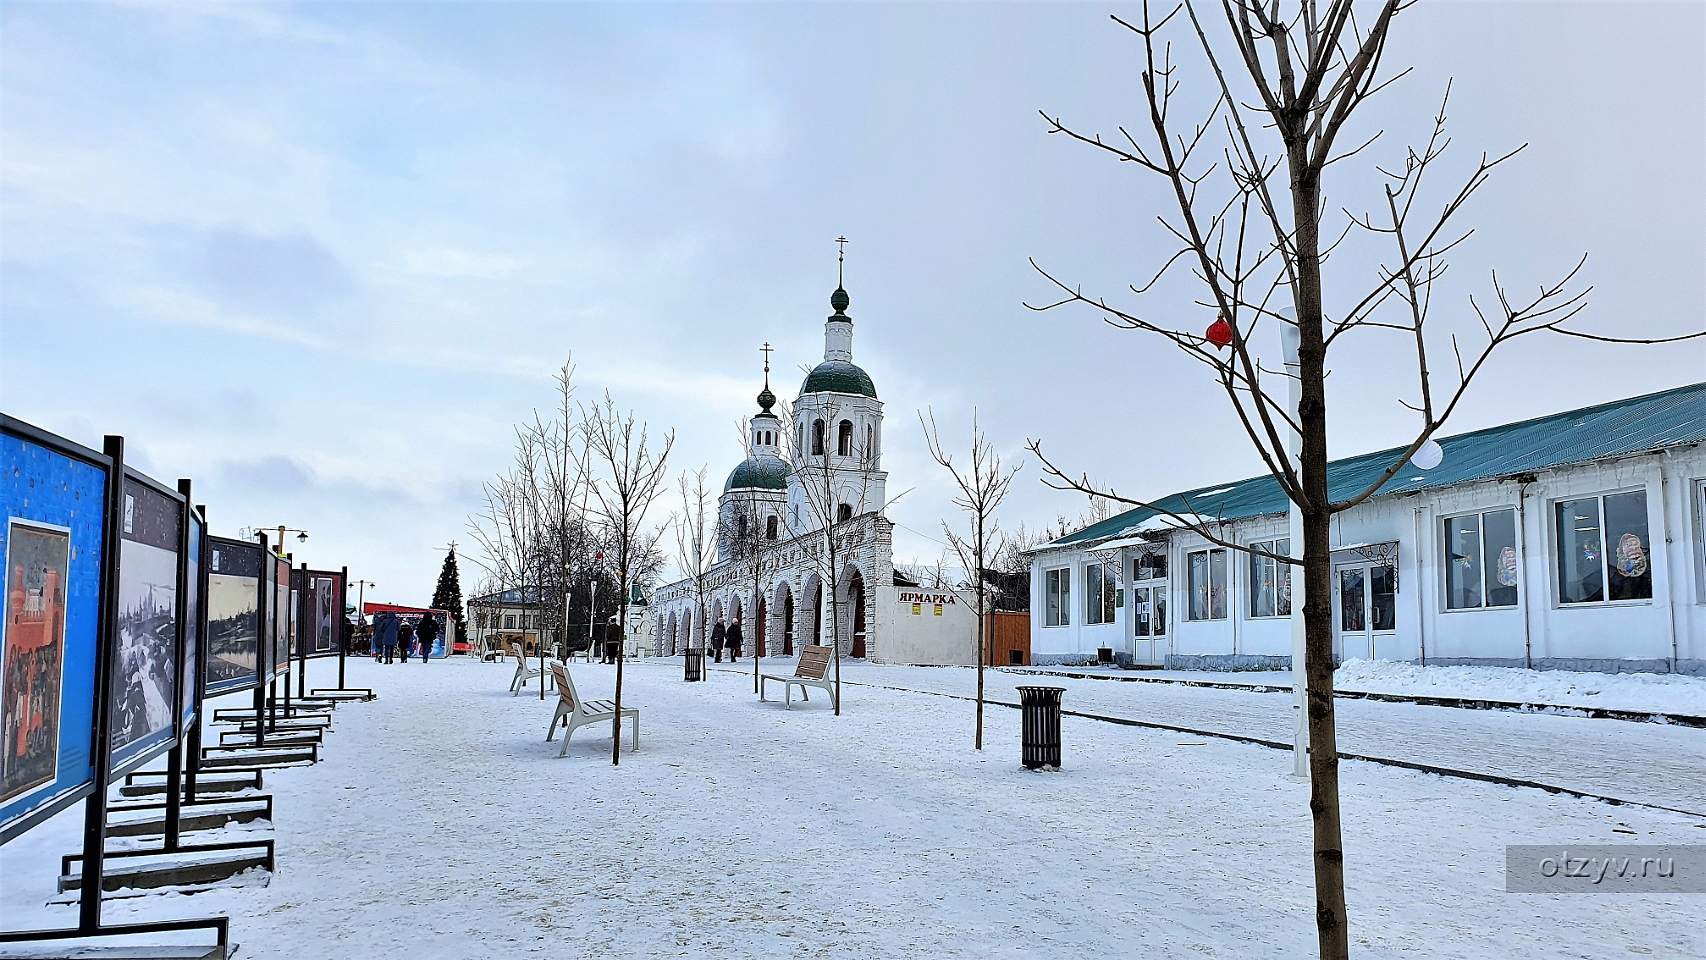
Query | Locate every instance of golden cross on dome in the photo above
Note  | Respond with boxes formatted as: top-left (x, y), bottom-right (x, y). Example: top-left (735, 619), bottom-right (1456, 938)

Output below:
top-left (760, 341), bottom-right (773, 378)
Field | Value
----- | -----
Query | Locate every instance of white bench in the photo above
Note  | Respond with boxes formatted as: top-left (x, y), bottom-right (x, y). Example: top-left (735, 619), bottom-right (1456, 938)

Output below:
top-left (546, 662), bottom-right (639, 756)
top-left (508, 647), bottom-right (550, 696)
top-left (759, 644), bottom-right (836, 710)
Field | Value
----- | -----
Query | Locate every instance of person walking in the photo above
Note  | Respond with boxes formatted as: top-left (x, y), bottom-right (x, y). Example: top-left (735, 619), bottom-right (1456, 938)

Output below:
top-left (398, 619), bottom-right (414, 664)
top-left (377, 612), bottom-right (399, 664)
top-left (725, 615), bottom-right (743, 662)
top-left (416, 613), bottom-right (438, 663)
top-left (710, 616), bottom-right (727, 663)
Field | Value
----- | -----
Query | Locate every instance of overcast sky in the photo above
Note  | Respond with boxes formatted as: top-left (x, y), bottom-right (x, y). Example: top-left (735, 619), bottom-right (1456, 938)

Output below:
top-left (4, 1), bottom-right (1703, 608)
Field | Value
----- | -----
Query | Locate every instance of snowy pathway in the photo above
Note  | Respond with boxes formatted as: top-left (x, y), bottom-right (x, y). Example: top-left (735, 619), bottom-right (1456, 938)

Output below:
top-left (778, 660), bottom-right (1706, 815)
top-left (2, 656), bottom-right (1701, 959)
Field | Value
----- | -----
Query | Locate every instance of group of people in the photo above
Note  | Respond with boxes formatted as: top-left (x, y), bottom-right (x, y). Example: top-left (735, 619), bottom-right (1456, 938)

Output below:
top-left (709, 614), bottom-right (743, 662)
top-left (367, 611), bottom-right (439, 664)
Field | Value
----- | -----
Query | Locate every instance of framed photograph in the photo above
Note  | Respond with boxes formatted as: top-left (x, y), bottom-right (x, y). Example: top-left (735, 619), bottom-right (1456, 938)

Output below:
top-left (0, 417), bottom-right (109, 843)
top-left (110, 473), bottom-right (183, 773)
top-left (181, 510), bottom-right (204, 727)
top-left (205, 536), bottom-right (260, 696)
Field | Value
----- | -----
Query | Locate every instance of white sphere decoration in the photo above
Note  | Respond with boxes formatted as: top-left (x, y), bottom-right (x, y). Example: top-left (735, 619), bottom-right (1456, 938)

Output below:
top-left (1411, 439), bottom-right (1444, 470)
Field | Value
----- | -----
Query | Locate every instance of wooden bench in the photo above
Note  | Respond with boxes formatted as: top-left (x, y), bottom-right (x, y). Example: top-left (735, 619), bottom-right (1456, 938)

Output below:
top-left (759, 644), bottom-right (836, 709)
top-left (546, 662), bottom-right (638, 756)
top-left (508, 646), bottom-right (550, 696)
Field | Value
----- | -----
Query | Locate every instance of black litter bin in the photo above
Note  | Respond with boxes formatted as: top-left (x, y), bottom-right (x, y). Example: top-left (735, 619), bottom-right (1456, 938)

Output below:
top-left (1017, 685), bottom-right (1065, 770)
top-left (684, 647), bottom-right (704, 682)
top-left (602, 640), bottom-right (619, 664)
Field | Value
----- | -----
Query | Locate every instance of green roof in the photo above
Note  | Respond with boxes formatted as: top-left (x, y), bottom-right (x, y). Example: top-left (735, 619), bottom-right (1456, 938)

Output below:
top-left (800, 360), bottom-right (877, 399)
top-left (725, 454), bottom-right (791, 492)
top-left (1048, 381), bottom-right (1706, 548)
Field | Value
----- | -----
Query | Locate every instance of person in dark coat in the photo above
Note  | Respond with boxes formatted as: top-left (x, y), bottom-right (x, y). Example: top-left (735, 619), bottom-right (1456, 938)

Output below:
top-left (397, 620), bottom-right (414, 664)
top-left (710, 617), bottom-right (727, 663)
top-left (376, 612), bottom-right (399, 664)
top-left (725, 615), bottom-right (744, 661)
top-left (416, 614), bottom-right (438, 663)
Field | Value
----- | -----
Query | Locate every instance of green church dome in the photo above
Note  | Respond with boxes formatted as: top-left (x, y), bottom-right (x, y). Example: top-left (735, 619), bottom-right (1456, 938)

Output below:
top-left (725, 454), bottom-right (791, 492)
top-left (800, 360), bottom-right (878, 399)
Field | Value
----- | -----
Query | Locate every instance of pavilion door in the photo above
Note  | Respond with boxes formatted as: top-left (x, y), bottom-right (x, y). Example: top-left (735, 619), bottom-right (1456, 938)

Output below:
top-left (1129, 581), bottom-right (1167, 667)
top-left (1333, 560), bottom-right (1396, 661)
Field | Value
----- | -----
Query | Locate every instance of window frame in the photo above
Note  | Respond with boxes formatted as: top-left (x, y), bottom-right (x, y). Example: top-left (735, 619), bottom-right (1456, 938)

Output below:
top-left (1440, 507), bottom-right (1521, 612)
top-left (1043, 566), bottom-right (1071, 627)
top-left (837, 420), bottom-right (854, 457)
top-left (1246, 538), bottom-right (1292, 619)
top-left (1551, 487), bottom-right (1654, 608)
top-left (1185, 547), bottom-right (1228, 621)
top-left (1084, 558), bottom-right (1116, 625)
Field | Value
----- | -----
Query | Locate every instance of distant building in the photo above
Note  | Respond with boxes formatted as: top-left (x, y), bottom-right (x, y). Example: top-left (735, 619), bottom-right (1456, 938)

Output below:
top-left (464, 586), bottom-right (544, 652)
top-left (649, 253), bottom-right (976, 665)
top-left (1027, 383), bottom-right (1706, 675)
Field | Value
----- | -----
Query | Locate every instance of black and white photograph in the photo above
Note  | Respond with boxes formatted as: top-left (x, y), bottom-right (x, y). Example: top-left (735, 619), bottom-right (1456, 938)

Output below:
top-left (111, 479), bottom-right (178, 754)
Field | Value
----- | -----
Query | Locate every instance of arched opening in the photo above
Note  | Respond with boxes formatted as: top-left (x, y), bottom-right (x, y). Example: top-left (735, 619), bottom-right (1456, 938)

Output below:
top-left (849, 568), bottom-right (867, 658)
top-left (774, 580), bottom-right (795, 657)
top-left (737, 513), bottom-right (748, 541)
top-left (837, 503), bottom-right (852, 522)
top-left (812, 582), bottom-right (823, 644)
top-left (782, 590), bottom-right (794, 655)
top-left (837, 420), bottom-right (853, 456)
top-left (755, 596), bottom-right (767, 657)
top-left (765, 515), bottom-right (778, 540)
top-left (811, 419), bottom-right (825, 455)
top-left (865, 424), bottom-right (873, 461)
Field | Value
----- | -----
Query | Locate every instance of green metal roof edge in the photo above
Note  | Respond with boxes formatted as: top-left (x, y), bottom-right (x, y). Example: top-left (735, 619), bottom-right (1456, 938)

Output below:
top-left (1043, 381), bottom-right (1706, 550)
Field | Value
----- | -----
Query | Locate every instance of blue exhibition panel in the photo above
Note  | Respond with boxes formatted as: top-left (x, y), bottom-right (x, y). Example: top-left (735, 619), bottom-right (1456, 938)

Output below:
top-left (0, 426), bottom-right (107, 843)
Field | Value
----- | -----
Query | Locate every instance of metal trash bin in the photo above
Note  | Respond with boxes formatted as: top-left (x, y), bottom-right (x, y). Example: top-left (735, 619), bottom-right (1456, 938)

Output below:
top-left (1017, 685), bottom-right (1065, 770)
top-left (602, 641), bottom-right (619, 664)
top-left (684, 647), bottom-right (704, 682)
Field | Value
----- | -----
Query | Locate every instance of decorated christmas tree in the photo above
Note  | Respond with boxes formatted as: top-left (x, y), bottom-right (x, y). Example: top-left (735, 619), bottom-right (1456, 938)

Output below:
top-left (431, 545), bottom-right (464, 640)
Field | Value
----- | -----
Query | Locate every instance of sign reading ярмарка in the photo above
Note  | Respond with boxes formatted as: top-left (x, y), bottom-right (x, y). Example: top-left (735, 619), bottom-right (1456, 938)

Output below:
top-left (899, 591), bottom-right (957, 617)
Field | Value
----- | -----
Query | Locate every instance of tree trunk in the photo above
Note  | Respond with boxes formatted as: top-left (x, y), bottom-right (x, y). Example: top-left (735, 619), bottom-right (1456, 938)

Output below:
top-left (613, 575), bottom-right (626, 767)
top-left (974, 605), bottom-right (985, 751)
top-left (1290, 142), bottom-right (1350, 960)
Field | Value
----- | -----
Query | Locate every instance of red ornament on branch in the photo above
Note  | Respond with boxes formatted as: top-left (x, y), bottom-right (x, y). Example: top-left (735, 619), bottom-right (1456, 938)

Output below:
top-left (1205, 314), bottom-right (1233, 349)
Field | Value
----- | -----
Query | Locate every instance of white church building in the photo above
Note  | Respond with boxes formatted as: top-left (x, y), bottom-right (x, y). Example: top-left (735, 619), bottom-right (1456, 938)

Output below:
top-left (1027, 383), bottom-right (1706, 675)
top-left (649, 258), bottom-right (976, 665)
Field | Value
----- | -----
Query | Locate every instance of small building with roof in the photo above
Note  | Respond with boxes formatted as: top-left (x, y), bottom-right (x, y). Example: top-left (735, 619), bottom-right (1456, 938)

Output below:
top-left (1027, 382), bottom-right (1706, 675)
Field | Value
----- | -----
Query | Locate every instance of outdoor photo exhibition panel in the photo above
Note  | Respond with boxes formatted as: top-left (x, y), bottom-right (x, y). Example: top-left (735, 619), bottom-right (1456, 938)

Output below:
top-left (205, 535), bottom-right (261, 697)
top-left (271, 552), bottom-right (288, 678)
top-left (272, 555), bottom-right (289, 679)
top-left (0, 418), bottom-right (108, 844)
top-left (181, 508), bottom-right (204, 728)
top-left (108, 470), bottom-right (185, 778)
top-left (302, 570), bottom-right (343, 657)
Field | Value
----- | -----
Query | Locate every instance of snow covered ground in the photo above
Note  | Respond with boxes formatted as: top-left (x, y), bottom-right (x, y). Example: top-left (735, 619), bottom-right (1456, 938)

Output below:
top-left (3, 655), bottom-right (1702, 959)
top-left (1017, 658), bottom-right (1706, 716)
top-left (827, 659), bottom-right (1706, 813)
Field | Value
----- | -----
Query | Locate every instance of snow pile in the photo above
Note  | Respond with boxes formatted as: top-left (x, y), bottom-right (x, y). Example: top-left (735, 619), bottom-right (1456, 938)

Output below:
top-left (1332, 659), bottom-right (1706, 716)
top-left (1127, 511), bottom-right (1215, 536)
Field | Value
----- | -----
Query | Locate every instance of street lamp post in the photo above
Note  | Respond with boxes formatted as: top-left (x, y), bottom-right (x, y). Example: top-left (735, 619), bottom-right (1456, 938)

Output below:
top-left (256, 524), bottom-right (309, 554)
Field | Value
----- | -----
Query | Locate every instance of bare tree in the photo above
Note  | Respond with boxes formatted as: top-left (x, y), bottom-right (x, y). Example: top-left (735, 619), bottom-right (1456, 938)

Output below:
top-left (1026, 4), bottom-right (1702, 957)
top-left (582, 391), bottom-right (674, 766)
top-left (673, 467), bottom-right (716, 660)
top-left (777, 393), bottom-right (887, 717)
top-left (723, 423), bottom-right (786, 693)
top-left (921, 407), bottom-right (1020, 750)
